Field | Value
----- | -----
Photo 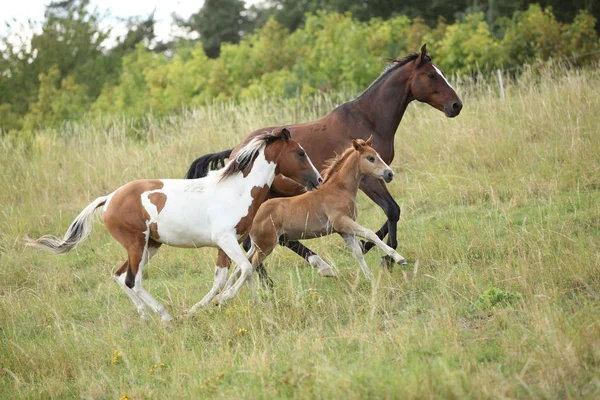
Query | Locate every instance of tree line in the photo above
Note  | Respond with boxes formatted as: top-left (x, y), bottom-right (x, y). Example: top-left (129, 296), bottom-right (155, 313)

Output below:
top-left (1, 0), bottom-right (598, 134)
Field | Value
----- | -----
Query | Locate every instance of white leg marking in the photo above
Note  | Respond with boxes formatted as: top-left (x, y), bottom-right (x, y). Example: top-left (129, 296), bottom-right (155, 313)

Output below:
top-left (213, 235), bottom-right (255, 304)
top-left (222, 264), bottom-right (242, 293)
top-left (133, 242), bottom-right (172, 321)
top-left (114, 272), bottom-right (148, 319)
top-left (341, 234), bottom-right (373, 282)
top-left (339, 218), bottom-right (406, 265)
top-left (307, 254), bottom-right (336, 277)
top-left (189, 266), bottom-right (229, 313)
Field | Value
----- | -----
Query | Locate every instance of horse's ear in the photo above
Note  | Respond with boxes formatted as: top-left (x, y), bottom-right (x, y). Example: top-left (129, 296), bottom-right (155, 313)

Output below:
top-left (280, 127), bottom-right (291, 141)
top-left (416, 44), bottom-right (428, 67)
top-left (352, 139), bottom-right (365, 151)
top-left (366, 135), bottom-right (373, 146)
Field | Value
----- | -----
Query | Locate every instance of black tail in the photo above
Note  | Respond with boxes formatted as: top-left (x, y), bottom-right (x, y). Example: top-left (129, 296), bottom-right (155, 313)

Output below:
top-left (185, 149), bottom-right (233, 179)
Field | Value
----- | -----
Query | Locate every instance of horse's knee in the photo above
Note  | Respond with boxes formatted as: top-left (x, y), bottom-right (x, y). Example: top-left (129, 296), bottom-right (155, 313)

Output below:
top-left (386, 202), bottom-right (400, 223)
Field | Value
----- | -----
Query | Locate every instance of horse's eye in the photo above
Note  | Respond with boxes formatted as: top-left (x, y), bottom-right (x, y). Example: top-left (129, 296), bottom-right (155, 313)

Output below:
top-left (428, 72), bottom-right (436, 79)
top-left (298, 151), bottom-right (305, 158)
top-left (367, 156), bottom-right (375, 163)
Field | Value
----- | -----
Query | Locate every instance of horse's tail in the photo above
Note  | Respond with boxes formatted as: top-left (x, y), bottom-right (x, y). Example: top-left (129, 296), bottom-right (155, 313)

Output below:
top-left (185, 149), bottom-right (233, 179)
top-left (25, 195), bottom-right (108, 254)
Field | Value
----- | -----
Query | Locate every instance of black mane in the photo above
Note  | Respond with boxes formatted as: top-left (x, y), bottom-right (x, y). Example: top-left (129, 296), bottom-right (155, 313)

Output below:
top-left (357, 52), bottom-right (431, 99)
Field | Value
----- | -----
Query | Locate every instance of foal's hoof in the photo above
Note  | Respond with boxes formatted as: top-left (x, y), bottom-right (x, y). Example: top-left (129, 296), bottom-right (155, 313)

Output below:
top-left (396, 256), bottom-right (408, 265)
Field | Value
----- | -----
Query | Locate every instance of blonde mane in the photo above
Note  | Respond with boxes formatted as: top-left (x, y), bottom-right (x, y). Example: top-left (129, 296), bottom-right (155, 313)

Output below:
top-left (321, 146), bottom-right (357, 183)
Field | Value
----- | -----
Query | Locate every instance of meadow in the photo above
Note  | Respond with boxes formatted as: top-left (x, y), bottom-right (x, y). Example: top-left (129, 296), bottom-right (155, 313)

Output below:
top-left (1, 65), bottom-right (599, 399)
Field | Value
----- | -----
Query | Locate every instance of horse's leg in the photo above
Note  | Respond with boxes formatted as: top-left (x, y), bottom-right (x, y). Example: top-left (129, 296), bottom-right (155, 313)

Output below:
top-left (335, 216), bottom-right (406, 266)
top-left (114, 259), bottom-right (148, 319)
top-left (283, 239), bottom-right (336, 277)
top-left (243, 236), bottom-right (274, 288)
top-left (131, 239), bottom-right (172, 322)
top-left (113, 239), bottom-right (162, 319)
top-left (359, 176), bottom-right (401, 264)
top-left (214, 235), bottom-right (256, 304)
top-left (340, 233), bottom-right (373, 282)
top-left (189, 249), bottom-right (230, 313)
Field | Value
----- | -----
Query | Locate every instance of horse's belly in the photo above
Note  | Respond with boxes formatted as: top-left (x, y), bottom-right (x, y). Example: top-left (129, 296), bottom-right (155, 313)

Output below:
top-left (282, 214), bottom-right (333, 241)
top-left (153, 209), bottom-right (215, 248)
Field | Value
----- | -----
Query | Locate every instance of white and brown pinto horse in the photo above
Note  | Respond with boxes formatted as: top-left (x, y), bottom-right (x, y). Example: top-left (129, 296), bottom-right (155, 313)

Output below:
top-left (218, 137), bottom-right (407, 303)
top-left (26, 128), bottom-right (321, 321)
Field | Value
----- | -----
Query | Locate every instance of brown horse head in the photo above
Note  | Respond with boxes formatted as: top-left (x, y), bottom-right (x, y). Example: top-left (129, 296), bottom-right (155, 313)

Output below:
top-left (352, 136), bottom-right (395, 183)
top-left (265, 128), bottom-right (323, 190)
top-left (408, 44), bottom-right (463, 117)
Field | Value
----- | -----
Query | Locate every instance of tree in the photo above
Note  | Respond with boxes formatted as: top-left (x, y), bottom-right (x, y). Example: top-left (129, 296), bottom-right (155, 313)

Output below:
top-left (176, 0), bottom-right (251, 58)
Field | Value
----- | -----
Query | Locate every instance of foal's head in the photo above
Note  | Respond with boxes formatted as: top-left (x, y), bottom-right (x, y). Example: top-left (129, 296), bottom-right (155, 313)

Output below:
top-left (265, 128), bottom-right (323, 190)
top-left (408, 44), bottom-right (462, 117)
top-left (352, 136), bottom-right (394, 183)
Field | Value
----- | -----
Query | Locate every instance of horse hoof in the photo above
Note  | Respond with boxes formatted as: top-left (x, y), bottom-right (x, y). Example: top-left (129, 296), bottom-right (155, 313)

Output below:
top-left (397, 257), bottom-right (407, 265)
top-left (380, 256), bottom-right (395, 270)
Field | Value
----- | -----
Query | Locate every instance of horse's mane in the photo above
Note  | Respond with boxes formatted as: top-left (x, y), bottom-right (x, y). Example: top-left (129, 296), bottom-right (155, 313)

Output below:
top-left (357, 51), bottom-right (431, 99)
top-left (216, 133), bottom-right (279, 180)
top-left (321, 146), bottom-right (357, 183)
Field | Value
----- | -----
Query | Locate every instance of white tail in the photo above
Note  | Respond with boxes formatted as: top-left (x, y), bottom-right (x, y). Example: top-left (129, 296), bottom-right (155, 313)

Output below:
top-left (25, 196), bottom-right (108, 254)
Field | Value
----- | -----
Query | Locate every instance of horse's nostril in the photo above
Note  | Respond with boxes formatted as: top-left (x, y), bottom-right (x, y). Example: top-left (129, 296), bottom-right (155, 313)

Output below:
top-left (317, 176), bottom-right (323, 184)
top-left (452, 101), bottom-right (462, 111)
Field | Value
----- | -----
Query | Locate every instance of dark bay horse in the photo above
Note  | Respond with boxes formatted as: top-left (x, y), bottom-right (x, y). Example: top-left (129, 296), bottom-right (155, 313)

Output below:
top-left (186, 45), bottom-right (462, 274)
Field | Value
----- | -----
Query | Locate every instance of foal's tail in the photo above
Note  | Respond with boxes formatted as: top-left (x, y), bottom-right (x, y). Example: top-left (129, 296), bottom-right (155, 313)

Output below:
top-left (25, 196), bottom-right (108, 254)
top-left (185, 149), bottom-right (233, 179)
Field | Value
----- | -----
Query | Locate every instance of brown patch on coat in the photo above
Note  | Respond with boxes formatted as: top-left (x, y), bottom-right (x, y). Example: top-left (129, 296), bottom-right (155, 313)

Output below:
top-left (235, 184), bottom-right (271, 237)
top-left (216, 249), bottom-right (232, 268)
top-left (103, 179), bottom-right (164, 287)
top-left (148, 192), bottom-right (167, 213)
top-left (149, 222), bottom-right (160, 240)
top-left (114, 260), bottom-right (128, 277)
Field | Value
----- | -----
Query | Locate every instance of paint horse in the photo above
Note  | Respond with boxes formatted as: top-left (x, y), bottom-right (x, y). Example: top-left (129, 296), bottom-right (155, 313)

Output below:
top-left (217, 137), bottom-right (405, 302)
top-left (26, 129), bottom-right (322, 321)
top-left (186, 45), bottom-right (462, 277)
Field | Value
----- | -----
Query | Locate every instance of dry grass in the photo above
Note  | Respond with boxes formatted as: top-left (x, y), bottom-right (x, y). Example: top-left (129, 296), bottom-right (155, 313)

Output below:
top-left (1, 66), bottom-right (599, 399)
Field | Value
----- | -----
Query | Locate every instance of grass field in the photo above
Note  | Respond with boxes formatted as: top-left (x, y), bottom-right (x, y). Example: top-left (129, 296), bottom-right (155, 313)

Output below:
top-left (1, 66), bottom-right (599, 399)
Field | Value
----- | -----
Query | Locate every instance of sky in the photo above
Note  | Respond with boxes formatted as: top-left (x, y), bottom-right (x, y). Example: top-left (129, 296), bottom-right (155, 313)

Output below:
top-left (1, 0), bottom-right (211, 45)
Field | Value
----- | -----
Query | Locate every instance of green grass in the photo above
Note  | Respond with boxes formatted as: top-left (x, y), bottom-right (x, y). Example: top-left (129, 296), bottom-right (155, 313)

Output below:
top-left (1, 66), bottom-right (599, 399)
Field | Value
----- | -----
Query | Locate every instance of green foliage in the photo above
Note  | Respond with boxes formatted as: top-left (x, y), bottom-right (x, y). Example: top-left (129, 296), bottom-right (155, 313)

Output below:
top-left (23, 65), bottom-right (90, 131)
top-left (435, 13), bottom-right (503, 74)
top-left (475, 287), bottom-right (523, 310)
top-left (2, 5), bottom-right (599, 132)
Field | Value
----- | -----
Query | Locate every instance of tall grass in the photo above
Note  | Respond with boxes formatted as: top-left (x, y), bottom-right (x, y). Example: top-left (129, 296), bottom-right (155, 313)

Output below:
top-left (1, 65), bottom-right (599, 399)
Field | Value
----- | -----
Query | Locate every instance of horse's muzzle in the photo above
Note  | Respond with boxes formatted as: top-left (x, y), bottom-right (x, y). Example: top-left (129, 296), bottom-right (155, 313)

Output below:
top-left (306, 174), bottom-right (323, 191)
top-left (383, 170), bottom-right (394, 183)
top-left (444, 100), bottom-right (463, 118)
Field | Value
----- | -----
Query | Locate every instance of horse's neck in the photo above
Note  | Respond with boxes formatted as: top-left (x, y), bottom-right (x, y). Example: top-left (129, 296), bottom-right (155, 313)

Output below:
top-left (238, 150), bottom-right (278, 189)
top-left (326, 153), bottom-right (362, 196)
top-left (347, 67), bottom-right (413, 137)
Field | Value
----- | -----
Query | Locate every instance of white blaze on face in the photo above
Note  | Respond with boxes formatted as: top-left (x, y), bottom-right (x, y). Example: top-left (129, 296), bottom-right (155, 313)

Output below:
top-left (376, 152), bottom-right (393, 175)
top-left (433, 64), bottom-right (454, 90)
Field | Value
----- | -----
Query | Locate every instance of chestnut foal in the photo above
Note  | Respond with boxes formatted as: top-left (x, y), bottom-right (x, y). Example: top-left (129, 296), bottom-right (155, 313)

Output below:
top-left (218, 137), bottom-right (406, 303)
top-left (26, 128), bottom-right (321, 321)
